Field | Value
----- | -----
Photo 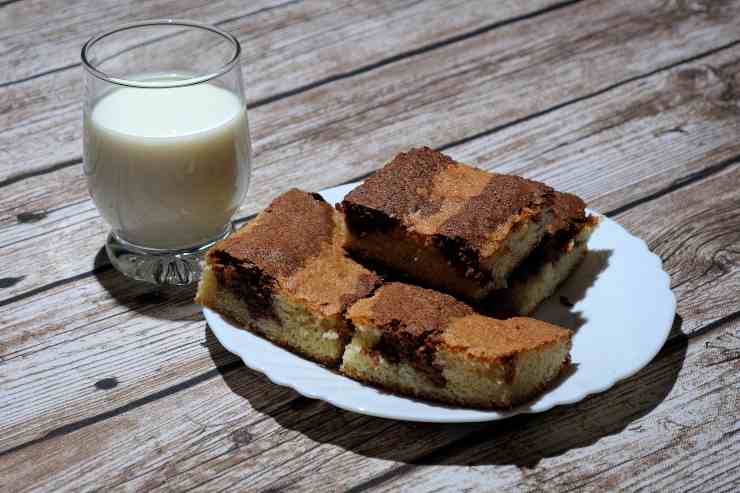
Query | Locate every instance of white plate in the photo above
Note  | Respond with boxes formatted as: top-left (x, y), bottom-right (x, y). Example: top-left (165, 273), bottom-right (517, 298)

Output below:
top-left (205, 182), bottom-right (676, 422)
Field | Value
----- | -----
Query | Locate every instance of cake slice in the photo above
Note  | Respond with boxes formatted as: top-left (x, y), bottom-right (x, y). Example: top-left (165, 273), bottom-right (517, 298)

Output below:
top-left (196, 189), bottom-right (381, 366)
top-left (341, 283), bottom-right (572, 409)
top-left (340, 147), bottom-right (599, 312)
top-left (339, 147), bottom-right (558, 301)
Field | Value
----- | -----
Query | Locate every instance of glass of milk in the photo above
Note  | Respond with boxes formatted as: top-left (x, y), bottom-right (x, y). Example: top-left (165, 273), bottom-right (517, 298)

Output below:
top-left (81, 20), bottom-right (251, 285)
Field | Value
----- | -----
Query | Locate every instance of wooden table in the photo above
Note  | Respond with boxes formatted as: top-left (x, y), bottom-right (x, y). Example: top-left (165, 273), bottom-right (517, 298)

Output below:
top-left (1, 1), bottom-right (739, 491)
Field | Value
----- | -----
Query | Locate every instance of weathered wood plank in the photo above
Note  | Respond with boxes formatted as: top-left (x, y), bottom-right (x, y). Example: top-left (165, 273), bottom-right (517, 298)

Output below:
top-left (2, 0), bottom-right (740, 307)
top-left (0, 0), bottom-right (559, 87)
top-left (0, 0), bottom-right (562, 181)
top-left (1, 161), bottom-right (738, 491)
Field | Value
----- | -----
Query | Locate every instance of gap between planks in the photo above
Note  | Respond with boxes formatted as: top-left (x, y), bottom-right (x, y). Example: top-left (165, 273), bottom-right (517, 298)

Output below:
top-left (0, 0), bottom-right (23, 8)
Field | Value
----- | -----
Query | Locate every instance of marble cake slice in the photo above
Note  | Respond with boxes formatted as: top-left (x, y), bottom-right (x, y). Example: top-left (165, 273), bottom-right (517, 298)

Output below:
top-left (196, 189), bottom-right (381, 366)
top-left (339, 147), bottom-right (557, 301)
top-left (341, 283), bottom-right (572, 409)
top-left (339, 147), bottom-right (597, 310)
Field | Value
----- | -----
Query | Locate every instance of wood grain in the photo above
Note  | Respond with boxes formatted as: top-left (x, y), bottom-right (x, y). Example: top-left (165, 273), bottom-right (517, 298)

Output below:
top-left (1, 162), bottom-right (738, 491)
top-left (2, 0), bottom-right (740, 305)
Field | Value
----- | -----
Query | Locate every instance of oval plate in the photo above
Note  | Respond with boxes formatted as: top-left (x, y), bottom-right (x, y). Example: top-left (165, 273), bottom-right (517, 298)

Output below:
top-left (205, 182), bottom-right (676, 422)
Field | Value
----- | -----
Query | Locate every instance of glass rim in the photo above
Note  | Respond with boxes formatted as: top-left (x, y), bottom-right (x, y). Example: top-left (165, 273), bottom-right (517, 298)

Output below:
top-left (80, 19), bottom-right (241, 89)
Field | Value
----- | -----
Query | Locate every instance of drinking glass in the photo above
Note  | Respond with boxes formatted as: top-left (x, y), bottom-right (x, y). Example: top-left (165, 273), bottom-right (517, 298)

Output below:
top-left (81, 20), bottom-right (251, 285)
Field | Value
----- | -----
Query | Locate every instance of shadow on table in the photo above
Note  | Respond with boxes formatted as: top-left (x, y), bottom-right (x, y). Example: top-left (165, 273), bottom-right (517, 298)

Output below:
top-left (93, 246), bottom-right (200, 321)
top-left (206, 309), bottom-right (686, 469)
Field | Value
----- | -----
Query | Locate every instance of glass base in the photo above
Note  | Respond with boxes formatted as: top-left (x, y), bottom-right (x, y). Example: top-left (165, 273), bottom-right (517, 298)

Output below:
top-left (105, 227), bottom-right (232, 286)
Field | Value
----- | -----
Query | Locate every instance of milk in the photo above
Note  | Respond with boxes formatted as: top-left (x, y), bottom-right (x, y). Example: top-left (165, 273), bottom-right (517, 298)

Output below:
top-left (85, 78), bottom-right (251, 250)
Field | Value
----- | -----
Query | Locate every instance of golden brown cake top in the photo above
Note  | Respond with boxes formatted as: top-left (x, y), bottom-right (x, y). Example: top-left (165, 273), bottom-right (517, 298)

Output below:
top-left (442, 316), bottom-right (571, 361)
top-left (347, 282), bottom-right (473, 336)
top-left (209, 189), bottom-right (381, 316)
top-left (436, 173), bottom-right (552, 247)
top-left (216, 189), bottom-right (334, 279)
top-left (344, 147), bottom-right (457, 220)
top-left (348, 283), bottom-right (570, 356)
top-left (342, 147), bottom-right (555, 250)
